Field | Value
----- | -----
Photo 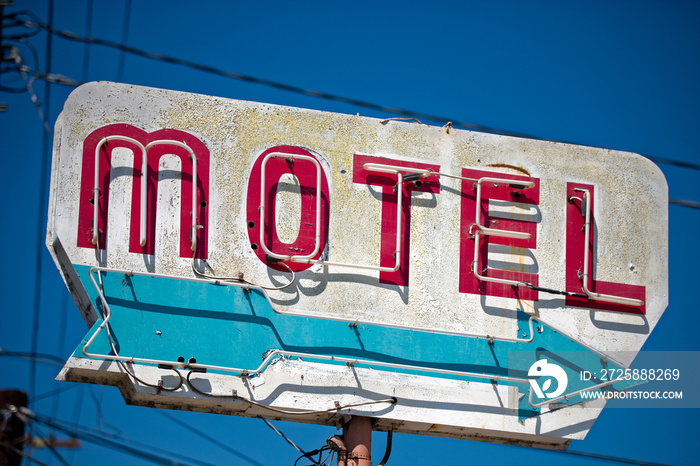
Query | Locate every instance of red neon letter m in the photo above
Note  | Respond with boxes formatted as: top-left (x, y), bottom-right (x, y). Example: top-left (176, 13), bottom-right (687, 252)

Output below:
top-left (77, 124), bottom-right (209, 259)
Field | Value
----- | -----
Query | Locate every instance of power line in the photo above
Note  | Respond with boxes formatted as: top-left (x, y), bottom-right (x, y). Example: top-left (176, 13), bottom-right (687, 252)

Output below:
top-left (18, 70), bottom-right (50, 132)
top-left (669, 198), bottom-right (700, 210)
top-left (86, 386), bottom-right (122, 437)
top-left (21, 409), bottom-right (219, 466)
top-left (28, 421), bottom-right (70, 466)
top-left (6, 10), bottom-right (700, 177)
top-left (0, 441), bottom-right (52, 466)
top-left (35, 410), bottom-right (215, 466)
top-left (11, 67), bottom-right (700, 211)
top-left (0, 349), bottom-right (65, 367)
top-left (557, 449), bottom-right (670, 466)
top-left (648, 156), bottom-right (700, 171)
top-left (0, 10), bottom-right (560, 139)
top-left (260, 417), bottom-right (306, 456)
top-left (155, 410), bottom-right (265, 466)
top-left (28, 0), bottom-right (53, 408)
top-left (33, 384), bottom-right (78, 403)
top-left (50, 292), bottom-right (70, 426)
top-left (14, 64), bottom-right (82, 86)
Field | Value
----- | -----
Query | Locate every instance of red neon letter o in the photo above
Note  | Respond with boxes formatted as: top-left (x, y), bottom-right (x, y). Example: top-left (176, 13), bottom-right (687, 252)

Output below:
top-left (246, 146), bottom-right (330, 272)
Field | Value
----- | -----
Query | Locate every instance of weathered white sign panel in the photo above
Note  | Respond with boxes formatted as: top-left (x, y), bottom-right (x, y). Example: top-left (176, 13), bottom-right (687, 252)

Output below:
top-left (49, 82), bottom-right (668, 449)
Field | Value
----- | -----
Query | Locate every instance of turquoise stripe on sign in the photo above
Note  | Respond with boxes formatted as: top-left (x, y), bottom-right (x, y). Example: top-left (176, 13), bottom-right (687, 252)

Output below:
top-left (71, 264), bottom-right (638, 418)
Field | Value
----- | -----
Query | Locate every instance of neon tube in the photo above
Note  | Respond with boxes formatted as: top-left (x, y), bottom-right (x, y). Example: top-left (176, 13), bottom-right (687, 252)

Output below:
top-left (574, 188), bottom-right (644, 307)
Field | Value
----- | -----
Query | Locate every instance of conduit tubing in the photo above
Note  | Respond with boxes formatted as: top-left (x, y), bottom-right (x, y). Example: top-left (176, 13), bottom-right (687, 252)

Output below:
top-left (470, 176), bottom-right (534, 288)
top-left (259, 152), bottom-right (322, 261)
top-left (474, 177), bottom-right (535, 239)
top-left (93, 136), bottom-right (145, 246)
top-left (574, 188), bottom-right (644, 307)
top-left (92, 136), bottom-right (201, 252)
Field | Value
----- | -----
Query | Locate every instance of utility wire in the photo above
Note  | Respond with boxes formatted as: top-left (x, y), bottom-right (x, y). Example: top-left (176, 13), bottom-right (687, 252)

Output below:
top-left (669, 198), bottom-right (700, 210)
top-left (261, 418), bottom-right (333, 466)
top-left (33, 384), bottom-right (79, 403)
top-left (86, 386), bottom-right (122, 436)
top-left (3, 38), bottom-right (41, 74)
top-left (12, 66), bottom-right (700, 213)
top-left (28, 0), bottom-right (54, 410)
top-left (648, 156), bottom-right (700, 171)
top-left (21, 409), bottom-right (218, 466)
top-left (260, 418), bottom-right (306, 456)
top-left (0, 349), bottom-right (66, 367)
top-left (554, 448), bottom-right (670, 466)
top-left (0, 441), bottom-right (52, 466)
top-left (6, 10), bottom-right (700, 176)
top-left (155, 410), bottom-right (266, 466)
top-left (1, 13), bottom-right (42, 39)
top-left (19, 70), bottom-right (50, 132)
top-left (50, 292), bottom-right (70, 425)
top-left (29, 420), bottom-right (70, 466)
top-left (0, 10), bottom-right (568, 139)
top-left (28, 409), bottom-right (213, 466)
top-left (0, 357), bottom-right (251, 466)
top-left (12, 9), bottom-right (700, 174)
top-left (15, 64), bottom-right (82, 86)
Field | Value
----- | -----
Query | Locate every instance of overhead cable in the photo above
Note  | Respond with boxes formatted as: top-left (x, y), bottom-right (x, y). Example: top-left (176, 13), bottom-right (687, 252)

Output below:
top-left (650, 156), bottom-right (700, 171)
top-left (16, 408), bottom-right (218, 466)
top-left (155, 410), bottom-right (265, 466)
top-left (558, 448), bottom-right (670, 466)
top-left (31, 410), bottom-right (216, 466)
top-left (0, 349), bottom-right (65, 366)
top-left (0, 441), bottom-right (52, 466)
top-left (4, 10), bottom-right (545, 139)
top-left (5, 11), bottom-right (700, 209)
top-left (669, 198), bottom-right (700, 210)
top-left (29, 0), bottom-right (54, 409)
top-left (28, 420), bottom-right (70, 466)
top-left (33, 384), bottom-right (79, 403)
top-left (260, 418), bottom-right (306, 456)
top-left (7, 11), bottom-right (700, 173)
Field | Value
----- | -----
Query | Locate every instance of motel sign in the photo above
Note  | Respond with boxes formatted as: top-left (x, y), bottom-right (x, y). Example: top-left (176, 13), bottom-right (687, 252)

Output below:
top-left (49, 82), bottom-right (667, 449)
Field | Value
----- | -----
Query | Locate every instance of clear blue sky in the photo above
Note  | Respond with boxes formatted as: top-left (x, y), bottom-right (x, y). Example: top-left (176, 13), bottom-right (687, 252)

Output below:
top-left (1, 1), bottom-right (699, 465)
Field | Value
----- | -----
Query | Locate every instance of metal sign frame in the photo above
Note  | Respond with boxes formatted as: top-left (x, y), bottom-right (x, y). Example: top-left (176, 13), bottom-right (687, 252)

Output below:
top-left (48, 82), bottom-right (668, 449)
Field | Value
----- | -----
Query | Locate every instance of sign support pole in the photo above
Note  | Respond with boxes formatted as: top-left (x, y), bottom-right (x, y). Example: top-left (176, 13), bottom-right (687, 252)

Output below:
top-left (342, 416), bottom-right (373, 466)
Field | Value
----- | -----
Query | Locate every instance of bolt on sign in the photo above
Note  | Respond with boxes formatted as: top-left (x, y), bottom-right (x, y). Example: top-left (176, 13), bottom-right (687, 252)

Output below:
top-left (49, 82), bottom-right (668, 449)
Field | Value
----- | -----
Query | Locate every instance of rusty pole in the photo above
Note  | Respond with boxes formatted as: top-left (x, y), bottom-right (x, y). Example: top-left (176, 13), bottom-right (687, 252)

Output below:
top-left (342, 416), bottom-right (373, 466)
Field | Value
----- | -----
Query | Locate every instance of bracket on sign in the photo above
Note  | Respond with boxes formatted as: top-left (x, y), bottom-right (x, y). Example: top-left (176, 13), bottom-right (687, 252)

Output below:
top-left (570, 188), bottom-right (644, 307)
top-left (92, 136), bottom-right (202, 252)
